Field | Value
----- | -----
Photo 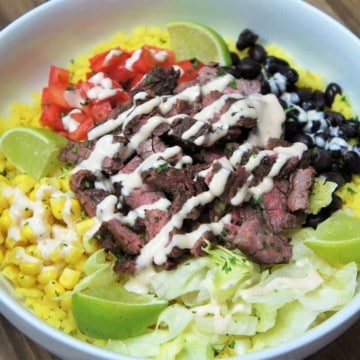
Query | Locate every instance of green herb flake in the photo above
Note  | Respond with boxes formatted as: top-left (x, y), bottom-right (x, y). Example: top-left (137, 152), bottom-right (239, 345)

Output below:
top-left (229, 79), bottom-right (237, 89)
top-left (71, 146), bottom-right (78, 154)
top-left (271, 244), bottom-right (281, 253)
top-left (229, 340), bottom-right (236, 349)
top-left (155, 163), bottom-right (169, 173)
top-left (84, 180), bottom-right (91, 189)
top-left (225, 143), bottom-right (235, 153)
top-left (190, 57), bottom-right (200, 68)
top-left (221, 227), bottom-right (229, 236)
top-left (347, 186), bottom-right (357, 194)
top-left (216, 68), bottom-right (227, 77)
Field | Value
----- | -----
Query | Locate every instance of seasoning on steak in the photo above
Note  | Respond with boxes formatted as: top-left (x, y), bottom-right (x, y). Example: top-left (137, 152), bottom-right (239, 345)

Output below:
top-left (63, 58), bottom-right (317, 274)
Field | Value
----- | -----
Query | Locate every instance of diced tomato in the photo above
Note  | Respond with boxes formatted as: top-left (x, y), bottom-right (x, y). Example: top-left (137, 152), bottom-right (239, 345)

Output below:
top-left (40, 103), bottom-right (64, 131)
top-left (90, 101), bottom-right (113, 123)
top-left (46, 84), bottom-right (72, 109)
top-left (68, 118), bottom-right (94, 141)
top-left (143, 46), bottom-right (175, 68)
top-left (48, 66), bottom-right (70, 86)
top-left (131, 47), bottom-right (157, 74)
top-left (89, 48), bottom-right (130, 74)
top-left (176, 59), bottom-right (204, 84)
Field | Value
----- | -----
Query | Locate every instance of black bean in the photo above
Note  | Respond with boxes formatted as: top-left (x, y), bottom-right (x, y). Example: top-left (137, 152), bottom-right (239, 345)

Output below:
top-left (230, 52), bottom-right (241, 66)
top-left (306, 209), bottom-right (331, 228)
top-left (224, 65), bottom-right (242, 78)
top-left (261, 81), bottom-right (271, 94)
top-left (264, 56), bottom-right (289, 68)
top-left (325, 82), bottom-right (342, 107)
top-left (237, 57), bottom-right (262, 79)
top-left (311, 90), bottom-right (326, 110)
top-left (325, 111), bottom-right (346, 126)
top-left (296, 87), bottom-right (312, 103)
top-left (284, 121), bottom-right (301, 138)
top-left (344, 151), bottom-right (360, 174)
top-left (279, 67), bottom-right (299, 84)
top-left (236, 29), bottom-right (259, 51)
top-left (328, 194), bottom-right (343, 213)
top-left (311, 148), bottom-right (332, 171)
top-left (292, 133), bottom-right (313, 147)
top-left (320, 171), bottom-right (345, 188)
top-left (249, 44), bottom-right (267, 63)
top-left (339, 122), bottom-right (358, 139)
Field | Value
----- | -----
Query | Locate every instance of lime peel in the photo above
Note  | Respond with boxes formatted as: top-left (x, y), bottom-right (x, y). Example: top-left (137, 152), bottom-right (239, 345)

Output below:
top-left (0, 126), bottom-right (67, 180)
top-left (166, 20), bottom-right (232, 66)
top-left (72, 285), bottom-right (168, 339)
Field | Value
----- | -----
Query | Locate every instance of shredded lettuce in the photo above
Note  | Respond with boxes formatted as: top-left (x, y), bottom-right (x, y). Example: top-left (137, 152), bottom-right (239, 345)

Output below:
top-left (308, 177), bottom-right (337, 215)
top-left (77, 240), bottom-right (358, 359)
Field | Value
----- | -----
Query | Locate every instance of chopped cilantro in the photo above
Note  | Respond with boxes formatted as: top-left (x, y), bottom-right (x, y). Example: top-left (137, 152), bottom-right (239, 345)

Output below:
top-left (229, 79), bottom-right (237, 89)
top-left (347, 186), bottom-right (357, 194)
top-left (229, 340), bottom-right (236, 349)
top-left (84, 180), bottom-right (91, 189)
top-left (250, 196), bottom-right (263, 205)
top-left (71, 145), bottom-right (78, 154)
top-left (221, 227), bottom-right (230, 236)
top-left (262, 241), bottom-right (269, 250)
top-left (190, 57), bottom-right (200, 68)
top-left (225, 143), bottom-right (235, 153)
top-left (271, 244), bottom-right (281, 253)
top-left (155, 163), bottom-right (169, 173)
top-left (216, 68), bottom-right (227, 77)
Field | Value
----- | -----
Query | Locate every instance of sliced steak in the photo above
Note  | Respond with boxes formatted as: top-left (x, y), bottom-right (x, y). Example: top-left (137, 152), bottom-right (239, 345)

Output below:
top-left (144, 209), bottom-right (170, 241)
top-left (225, 217), bottom-right (292, 264)
top-left (124, 184), bottom-right (165, 209)
top-left (59, 140), bottom-right (95, 164)
top-left (287, 167), bottom-right (316, 211)
top-left (95, 218), bottom-right (142, 255)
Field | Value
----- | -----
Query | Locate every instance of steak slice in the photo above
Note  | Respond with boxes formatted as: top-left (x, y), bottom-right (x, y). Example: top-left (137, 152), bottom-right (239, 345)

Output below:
top-left (95, 218), bottom-right (142, 255)
top-left (287, 167), bottom-right (316, 211)
top-left (225, 217), bottom-right (292, 264)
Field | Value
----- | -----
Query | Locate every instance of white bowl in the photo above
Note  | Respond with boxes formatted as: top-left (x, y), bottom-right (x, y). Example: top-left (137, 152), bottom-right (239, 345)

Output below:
top-left (0, 0), bottom-right (359, 359)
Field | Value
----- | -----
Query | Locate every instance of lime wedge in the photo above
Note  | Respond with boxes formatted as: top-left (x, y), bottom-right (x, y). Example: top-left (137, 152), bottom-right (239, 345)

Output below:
top-left (0, 126), bottom-right (67, 180)
top-left (72, 285), bottom-right (168, 339)
top-left (304, 210), bottom-right (360, 264)
top-left (167, 20), bottom-right (232, 66)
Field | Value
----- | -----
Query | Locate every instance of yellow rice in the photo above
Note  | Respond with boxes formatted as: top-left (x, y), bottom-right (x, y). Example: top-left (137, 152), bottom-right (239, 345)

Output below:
top-left (0, 26), bottom-right (357, 348)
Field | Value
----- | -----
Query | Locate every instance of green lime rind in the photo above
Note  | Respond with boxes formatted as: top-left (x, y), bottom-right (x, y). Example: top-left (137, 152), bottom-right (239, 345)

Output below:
top-left (166, 20), bottom-right (232, 66)
top-left (72, 285), bottom-right (168, 340)
top-left (0, 126), bottom-right (67, 180)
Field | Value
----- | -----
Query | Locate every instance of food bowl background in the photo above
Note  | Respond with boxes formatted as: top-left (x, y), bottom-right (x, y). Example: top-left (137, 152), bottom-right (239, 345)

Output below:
top-left (0, 0), bottom-right (359, 359)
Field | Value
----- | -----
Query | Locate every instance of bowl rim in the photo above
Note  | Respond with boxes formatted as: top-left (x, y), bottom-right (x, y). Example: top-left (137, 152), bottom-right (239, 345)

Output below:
top-left (0, 0), bottom-right (359, 359)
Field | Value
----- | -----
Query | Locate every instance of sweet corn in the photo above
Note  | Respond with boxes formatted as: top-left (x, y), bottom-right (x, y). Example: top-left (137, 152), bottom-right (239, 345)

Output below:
top-left (1, 265), bottom-right (19, 284)
top-left (20, 223), bottom-right (36, 243)
top-left (44, 280), bottom-right (65, 298)
top-left (12, 174), bottom-right (36, 194)
top-left (59, 267), bottom-right (81, 290)
top-left (64, 246), bottom-right (84, 265)
top-left (25, 244), bottom-right (42, 258)
top-left (19, 261), bottom-right (41, 276)
top-left (37, 267), bottom-right (59, 285)
top-left (75, 218), bottom-right (94, 236)
top-left (73, 254), bottom-right (88, 273)
top-left (5, 237), bottom-right (26, 249)
top-left (17, 273), bottom-right (37, 288)
top-left (82, 236), bottom-right (100, 254)
top-left (0, 209), bottom-right (12, 233)
top-left (4, 160), bottom-right (15, 171)
top-left (0, 247), bottom-right (4, 263)
top-left (0, 194), bottom-right (10, 211)
top-left (50, 248), bottom-right (63, 263)
top-left (50, 197), bottom-right (66, 220)
top-left (0, 232), bottom-right (4, 245)
top-left (59, 175), bottom-right (71, 192)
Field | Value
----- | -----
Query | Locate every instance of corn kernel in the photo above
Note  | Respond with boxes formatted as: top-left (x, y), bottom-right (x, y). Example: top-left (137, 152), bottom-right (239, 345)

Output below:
top-left (12, 174), bottom-right (36, 194)
top-left (68, 199), bottom-right (82, 221)
top-left (0, 194), bottom-right (9, 211)
top-left (5, 237), bottom-right (27, 249)
top-left (25, 244), bottom-right (42, 258)
top-left (0, 247), bottom-right (4, 263)
top-left (0, 174), bottom-right (10, 185)
top-left (0, 232), bottom-right (4, 245)
top-left (17, 273), bottom-right (36, 287)
top-left (75, 218), bottom-right (94, 236)
top-left (50, 248), bottom-right (63, 263)
top-left (50, 197), bottom-right (66, 220)
top-left (7, 248), bottom-right (21, 265)
top-left (59, 267), bottom-right (81, 290)
top-left (82, 236), bottom-right (100, 254)
top-left (73, 254), bottom-right (88, 273)
top-left (20, 223), bottom-right (36, 243)
top-left (64, 246), bottom-right (84, 265)
top-left (1, 265), bottom-right (19, 284)
top-left (39, 177), bottom-right (61, 189)
top-left (19, 261), bottom-right (41, 276)
top-left (0, 209), bottom-right (12, 233)
top-left (59, 176), bottom-right (71, 192)
top-left (37, 268), bottom-right (59, 285)
top-left (44, 280), bottom-right (65, 298)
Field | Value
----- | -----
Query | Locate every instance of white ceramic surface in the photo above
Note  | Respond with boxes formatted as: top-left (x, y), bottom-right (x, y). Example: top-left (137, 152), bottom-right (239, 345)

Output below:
top-left (0, 0), bottom-right (359, 359)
